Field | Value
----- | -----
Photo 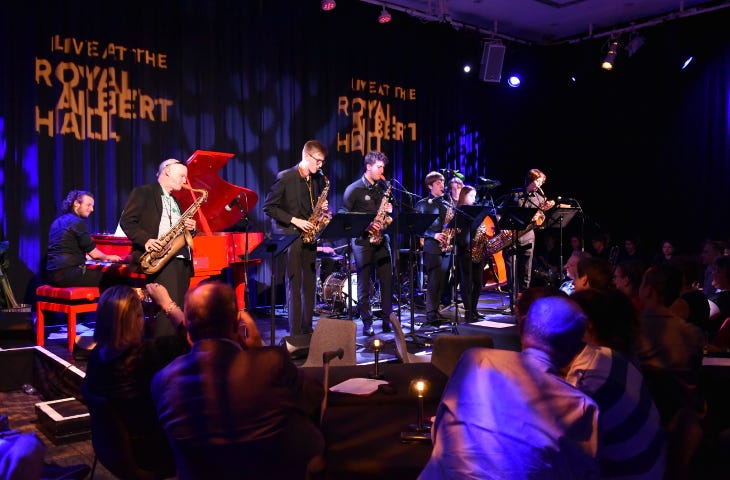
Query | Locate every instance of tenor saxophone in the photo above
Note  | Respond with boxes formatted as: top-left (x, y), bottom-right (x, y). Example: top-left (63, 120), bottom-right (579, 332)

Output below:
top-left (139, 186), bottom-right (208, 274)
top-left (301, 172), bottom-right (331, 244)
top-left (367, 177), bottom-right (393, 245)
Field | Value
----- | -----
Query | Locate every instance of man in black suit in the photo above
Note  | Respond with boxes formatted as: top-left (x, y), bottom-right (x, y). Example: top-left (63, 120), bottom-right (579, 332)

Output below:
top-left (120, 158), bottom-right (197, 337)
top-left (263, 140), bottom-right (329, 336)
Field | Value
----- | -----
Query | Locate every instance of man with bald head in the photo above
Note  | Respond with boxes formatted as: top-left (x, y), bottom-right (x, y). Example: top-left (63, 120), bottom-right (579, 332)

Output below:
top-left (120, 158), bottom-right (197, 337)
top-left (151, 281), bottom-right (324, 480)
top-left (420, 296), bottom-right (599, 479)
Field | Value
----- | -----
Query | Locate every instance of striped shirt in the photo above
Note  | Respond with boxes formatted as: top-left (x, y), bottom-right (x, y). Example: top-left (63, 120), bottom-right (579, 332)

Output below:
top-left (567, 345), bottom-right (667, 479)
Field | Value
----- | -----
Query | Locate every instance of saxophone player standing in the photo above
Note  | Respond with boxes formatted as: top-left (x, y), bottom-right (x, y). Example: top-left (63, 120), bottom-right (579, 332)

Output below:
top-left (340, 151), bottom-right (394, 336)
top-left (415, 171), bottom-right (453, 327)
top-left (501, 168), bottom-right (550, 294)
top-left (263, 140), bottom-right (329, 336)
top-left (120, 159), bottom-right (197, 337)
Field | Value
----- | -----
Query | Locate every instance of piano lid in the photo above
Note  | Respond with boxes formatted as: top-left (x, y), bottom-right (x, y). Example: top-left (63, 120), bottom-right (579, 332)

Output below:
top-left (172, 150), bottom-right (258, 234)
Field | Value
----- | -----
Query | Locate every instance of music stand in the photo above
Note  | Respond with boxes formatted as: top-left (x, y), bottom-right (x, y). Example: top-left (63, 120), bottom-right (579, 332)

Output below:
top-left (498, 206), bottom-right (538, 314)
top-left (319, 213), bottom-right (375, 321)
top-left (541, 207), bottom-right (579, 283)
top-left (244, 234), bottom-right (298, 346)
top-left (391, 213), bottom-right (438, 332)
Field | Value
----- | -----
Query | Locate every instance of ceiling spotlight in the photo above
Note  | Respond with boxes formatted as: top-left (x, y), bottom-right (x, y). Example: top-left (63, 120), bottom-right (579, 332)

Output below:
top-left (321, 0), bottom-right (336, 11)
top-left (463, 64), bottom-right (472, 73)
top-left (601, 40), bottom-right (619, 71)
top-left (378, 7), bottom-right (392, 23)
top-left (507, 75), bottom-right (521, 88)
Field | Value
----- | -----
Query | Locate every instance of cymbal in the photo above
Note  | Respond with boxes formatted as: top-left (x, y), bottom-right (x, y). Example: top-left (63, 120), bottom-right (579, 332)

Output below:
top-left (318, 254), bottom-right (344, 261)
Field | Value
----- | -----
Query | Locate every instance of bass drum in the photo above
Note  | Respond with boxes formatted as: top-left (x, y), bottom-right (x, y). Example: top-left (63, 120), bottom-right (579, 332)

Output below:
top-left (322, 272), bottom-right (375, 308)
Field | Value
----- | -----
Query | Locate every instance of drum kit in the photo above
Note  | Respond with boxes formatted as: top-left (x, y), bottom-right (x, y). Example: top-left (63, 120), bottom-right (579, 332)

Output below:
top-left (316, 254), bottom-right (378, 314)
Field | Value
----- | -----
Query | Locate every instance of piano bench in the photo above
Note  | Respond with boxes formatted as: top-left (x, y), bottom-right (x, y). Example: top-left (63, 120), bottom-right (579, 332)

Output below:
top-left (35, 285), bottom-right (100, 352)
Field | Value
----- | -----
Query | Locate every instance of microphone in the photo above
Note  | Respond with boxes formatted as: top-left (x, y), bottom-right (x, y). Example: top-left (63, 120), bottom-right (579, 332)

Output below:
top-left (224, 196), bottom-right (241, 212)
top-left (322, 348), bottom-right (344, 364)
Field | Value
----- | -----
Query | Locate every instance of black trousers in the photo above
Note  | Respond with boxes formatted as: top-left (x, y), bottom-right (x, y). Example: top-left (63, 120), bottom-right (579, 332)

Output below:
top-left (423, 247), bottom-right (451, 320)
top-left (351, 238), bottom-right (393, 323)
top-left (505, 231), bottom-right (534, 292)
top-left (285, 238), bottom-right (317, 335)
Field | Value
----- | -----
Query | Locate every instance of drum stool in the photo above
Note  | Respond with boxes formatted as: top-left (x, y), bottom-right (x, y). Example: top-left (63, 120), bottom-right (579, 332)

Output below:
top-left (35, 285), bottom-right (100, 352)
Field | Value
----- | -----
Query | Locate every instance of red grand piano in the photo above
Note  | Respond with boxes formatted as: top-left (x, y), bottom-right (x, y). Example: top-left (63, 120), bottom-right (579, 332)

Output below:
top-left (93, 150), bottom-right (263, 309)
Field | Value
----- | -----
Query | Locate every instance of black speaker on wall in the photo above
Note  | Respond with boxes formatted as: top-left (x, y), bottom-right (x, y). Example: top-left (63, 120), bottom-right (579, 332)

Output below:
top-left (479, 42), bottom-right (506, 83)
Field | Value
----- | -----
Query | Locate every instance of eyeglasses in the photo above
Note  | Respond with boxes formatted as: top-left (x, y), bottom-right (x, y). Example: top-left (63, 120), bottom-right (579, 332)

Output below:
top-left (308, 152), bottom-right (325, 164)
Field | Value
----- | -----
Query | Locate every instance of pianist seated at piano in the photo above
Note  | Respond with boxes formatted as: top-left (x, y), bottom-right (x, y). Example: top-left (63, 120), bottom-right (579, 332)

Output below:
top-left (45, 189), bottom-right (125, 289)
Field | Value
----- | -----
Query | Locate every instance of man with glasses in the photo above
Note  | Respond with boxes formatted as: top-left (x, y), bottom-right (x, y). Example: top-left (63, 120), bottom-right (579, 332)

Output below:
top-left (264, 140), bottom-right (329, 336)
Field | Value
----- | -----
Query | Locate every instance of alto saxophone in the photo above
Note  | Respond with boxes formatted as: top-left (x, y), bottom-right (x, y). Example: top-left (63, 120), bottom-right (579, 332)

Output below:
top-left (439, 203), bottom-right (456, 253)
top-left (139, 186), bottom-right (208, 274)
top-left (301, 172), bottom-right (331, 244)
top-left (367, 177), bottom-right (393, 245)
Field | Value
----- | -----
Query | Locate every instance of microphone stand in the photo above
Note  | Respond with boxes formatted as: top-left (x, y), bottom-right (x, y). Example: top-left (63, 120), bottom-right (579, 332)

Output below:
top-left (392, 179), bottom-right (422, 336)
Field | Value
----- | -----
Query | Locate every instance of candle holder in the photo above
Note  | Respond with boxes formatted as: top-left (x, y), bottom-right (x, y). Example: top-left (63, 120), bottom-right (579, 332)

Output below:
top-left (400, 378), bottom-right (432, 442)
top-left (368, 338), bottom-right (384, 379)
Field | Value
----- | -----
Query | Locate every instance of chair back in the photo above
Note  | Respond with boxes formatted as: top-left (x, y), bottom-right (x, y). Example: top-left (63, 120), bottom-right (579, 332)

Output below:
top-left (302, 317), bottom-right (356, 367)
top-left (81, 383), bottom-right (161, 480)
top-left (389, 313), bottom-right (430, 364)
top-left (431, 334), bottom-right (494, 376)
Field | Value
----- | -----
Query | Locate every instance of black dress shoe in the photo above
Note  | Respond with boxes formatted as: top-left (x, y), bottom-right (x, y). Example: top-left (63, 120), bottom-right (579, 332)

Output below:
top-left (476, 312), bottom-right (486, 319)
top-left (381, 318), bottom-right (392, 333)
top-left (362, 321), bottom-right (375, 337)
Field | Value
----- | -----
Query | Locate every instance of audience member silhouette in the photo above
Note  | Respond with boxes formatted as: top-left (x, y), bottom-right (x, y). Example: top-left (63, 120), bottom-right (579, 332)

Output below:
top-left (707, 255), bottom-right (730, 338)
top-left (652, 239), bottom-right (676, 265)
top-left (612, 258), bottom-right (648, 312)
top-left (82, 284), bottom-right (190, 477)
top-left (589, 231), bottom-right (612, 261)
top-left (567, 288), bottom-right (666, 479)
top-left (151, 281), bottom-right (324, 480)
top-left (669, 255), bottom-right (710, 336)
top-left (634, 263), bottom-right (705, 480)
top-left (420, 295), bottom-right (599, 479)
top-left (573, 255), bottom-right (613, 292)
top-left (699, 239), bottom-right (724, 296)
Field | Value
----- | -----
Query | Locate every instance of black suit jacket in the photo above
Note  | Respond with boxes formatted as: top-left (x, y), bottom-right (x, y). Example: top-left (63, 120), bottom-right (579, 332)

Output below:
top-left (120, 182), bottom-right (185, 263)
top-left (263, 165), bottom-right (325, 235)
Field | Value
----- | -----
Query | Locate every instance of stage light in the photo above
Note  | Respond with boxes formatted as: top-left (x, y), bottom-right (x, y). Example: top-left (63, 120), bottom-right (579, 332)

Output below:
top-left (601, 39), bottom-right (619, 71)
top-left (378, 7), bottom-right (392, 24)
top-left (681, 56), bottom-right (694, 70)
top-left (463, 64), bottom-right (472, 73)
top-left (321, 0), bottom-right (336, 11)
top-left (507, 75), bottom-right (521, 88)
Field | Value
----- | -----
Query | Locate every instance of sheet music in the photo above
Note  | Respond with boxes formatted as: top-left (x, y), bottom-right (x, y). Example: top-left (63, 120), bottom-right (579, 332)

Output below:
top-left (330, 377), bottom-right (388, 395)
